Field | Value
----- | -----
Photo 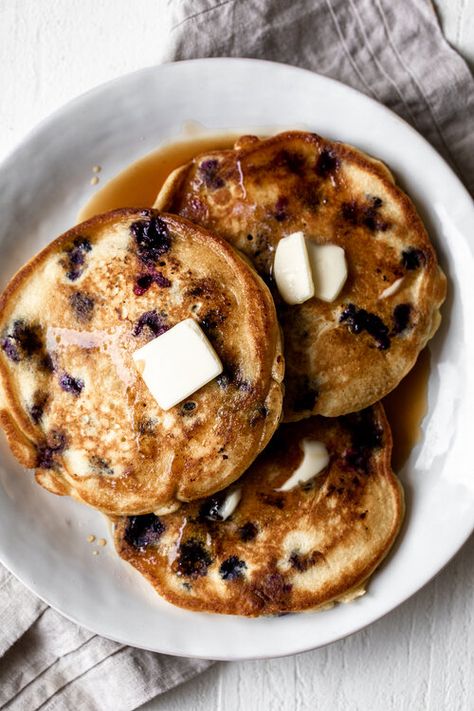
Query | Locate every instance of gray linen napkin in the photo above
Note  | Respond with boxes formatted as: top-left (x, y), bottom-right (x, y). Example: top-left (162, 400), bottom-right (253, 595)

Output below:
top-left (162, 0), bottom-right (474, 195)
top-left (1, 1), bottom-right (473, 709)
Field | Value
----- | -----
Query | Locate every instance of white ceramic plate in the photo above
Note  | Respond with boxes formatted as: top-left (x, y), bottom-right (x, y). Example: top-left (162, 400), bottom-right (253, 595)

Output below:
top-left (0, 58), bottom-right (473, 661)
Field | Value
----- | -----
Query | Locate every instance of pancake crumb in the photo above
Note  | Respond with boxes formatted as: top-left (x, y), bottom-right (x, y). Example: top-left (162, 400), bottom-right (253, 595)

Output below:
top-left (98, 538), bottom-right (107, 547)
top-left (92, 165), bottom-right (102, 174)
top-left (90, 176), bottom-right (99, 186)
top-left (92, 550), bottom-right (99, 556)
top-left (87, 534), bottom-right (96, 543)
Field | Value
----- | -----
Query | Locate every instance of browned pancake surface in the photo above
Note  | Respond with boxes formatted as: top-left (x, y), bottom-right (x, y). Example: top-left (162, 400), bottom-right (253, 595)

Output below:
top-left (0, 209), bottom-right (284, 515)
top-left (156, 131), bottom-right (446, 419)
top-left (115, 404), bottom-right (403, 616)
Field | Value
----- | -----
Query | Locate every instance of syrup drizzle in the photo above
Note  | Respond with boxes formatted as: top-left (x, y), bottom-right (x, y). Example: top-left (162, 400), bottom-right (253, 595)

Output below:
top-left (78, 134), bottom-right (238, 223)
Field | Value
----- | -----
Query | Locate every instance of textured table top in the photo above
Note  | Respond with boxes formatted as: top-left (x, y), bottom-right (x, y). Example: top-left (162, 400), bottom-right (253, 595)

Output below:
top-left (0, 2), bottom-right (473, 709)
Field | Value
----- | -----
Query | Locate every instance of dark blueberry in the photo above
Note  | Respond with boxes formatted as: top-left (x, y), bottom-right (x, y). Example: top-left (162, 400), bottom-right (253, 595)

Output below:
top-left (69, 292), bottom-right (94, 322)
top-left (292, 376), bottom-right (318, 412)
top-left (199, 492), bottom-right (226, 522)
top-left (29, 392), bottom-right (48, 424)
top-left (176, 538), bottom-right (212, 578)
top-left (73, 237), bottom-right (92, 252)
top-left (402, 248), bottom-right (425, 270)
top-left (219, 556), bottom-right (247, 581)
top-left (132, 310), bottom-right (168, 338)
top-left (36, 446), bottom-right (55, 469)
top-left (239, 522), bottom-right (258, 541)
top-left (341, 200), bottom-right (358, 224)
top-left (199, 159), bottom-right (225, 189)
top-left (68, 249), bottom-right (85, 266)
top-left (236, 375), bottom-right (252, 392)
top-left (124, 514), bottom-right (165, 550)
top-left (154, 272), bottom-right (171, 288)
top-left (289, 550), bottom-right (323, 572)
top-left (199, 309), bottom-right (225, 336)
top-left (342, 408), bottom-right (383, 472)
top-left (46, 430), bottom-right (67, 451)
top-left (315, 148), bottom-right (339, 178)
top-left (258, 492), bottom-right (285, 509)
top-left (392, 303), bottom-right (412, 335)
top-left (59, 373), bottom-right (84, 396)
top-left (216, 372), bottom-right (231, 389)
top-left (274, 195), bottom-right (289, 222)
top-left (134, 274), bottom-right (154, 296)
top-left (340, 304), bottom-right (390, 350)
top-left (41, 352), bottom-right (55, 373)
top-left (341, 198), bottom-right (388, 232)
top-left (181, 401), bottom-right (196, 415)
top-left (134, 271), bottom-right (171, 295)
top-left (63, 237), bottom-right (92, 281)
top-left (36, 430), bottom-right (67, 469)
top-left (90, 455), bottom-right (114, 475)
top-left (253, 573), bottom-right (292, 604)
top-left (363, 203), bottom-right (389, 232)
top-left (274, 150), bottom-right (305, 174)
top-left (2, 337), bottom-right (20, 362)
top-left (130, 217), bottom-right (171, 266)
top-left (12, 321), bottom-right (42, 356)
top-left (66, 269), bottom-right (82, 281)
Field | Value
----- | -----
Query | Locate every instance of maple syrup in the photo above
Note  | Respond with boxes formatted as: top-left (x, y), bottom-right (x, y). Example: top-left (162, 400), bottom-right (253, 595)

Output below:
top-left (382, 348), bottom-right (431, 471)
top-left (78, 134), bottom-right (238, 222)
top-left (78, 134), bottom-right (431, 472)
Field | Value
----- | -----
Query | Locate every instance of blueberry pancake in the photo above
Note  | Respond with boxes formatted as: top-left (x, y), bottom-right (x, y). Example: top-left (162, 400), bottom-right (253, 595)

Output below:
top-left (0, 209), bottom-right (284, 515)
top-left (114, 403), bottom-right (403, 616)
top-left (156, 131), bottom-right (447, 420)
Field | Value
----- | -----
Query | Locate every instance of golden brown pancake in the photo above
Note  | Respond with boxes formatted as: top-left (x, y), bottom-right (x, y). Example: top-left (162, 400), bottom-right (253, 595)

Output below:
top-left (156, 131), bottom-right (447, 420)
top-left (114, 403), bottom-right (403, 616)
top-left (0, 209), bottom-right (284, 515)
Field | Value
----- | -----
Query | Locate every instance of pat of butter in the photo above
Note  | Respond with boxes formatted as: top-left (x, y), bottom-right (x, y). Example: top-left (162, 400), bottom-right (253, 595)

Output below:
top-left (276, 439), bottom-right (329, 492)
top-left (306, 243), bottom-right (347, 302)
top-left (379, 277), bottom-right (403, 300)
top-left (132, 318), bottom-right (223, 411)
top-left (274, 231), bottom-right (315, 305)
top-left (218, 488), bottom-right (242, 520)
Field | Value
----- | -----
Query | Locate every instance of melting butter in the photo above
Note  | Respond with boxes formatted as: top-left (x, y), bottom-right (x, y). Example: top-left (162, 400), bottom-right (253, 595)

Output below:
top-left (274, 231), bottom-right (314, 305)
top-left (306, 242), bottom-right (347, 302)
top-left (276, 439), bottom-right (329, 492)
top-left (132, 318), bottom-right (223, 411)
top-left (379, 277), bottom-right (404, 299)
top-left (218, 488), bottom-right (242, 520)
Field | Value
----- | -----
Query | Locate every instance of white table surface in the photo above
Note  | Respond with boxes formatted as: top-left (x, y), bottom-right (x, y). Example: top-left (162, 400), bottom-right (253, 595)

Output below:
top-left (1, 2), bottom-right (473, 709)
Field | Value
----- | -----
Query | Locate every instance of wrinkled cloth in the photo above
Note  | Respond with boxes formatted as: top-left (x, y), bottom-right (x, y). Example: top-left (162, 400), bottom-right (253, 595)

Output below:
top-left (162, 0), bottom-right (474, 195)
top-left (1, 1), bottom-right (473, 710)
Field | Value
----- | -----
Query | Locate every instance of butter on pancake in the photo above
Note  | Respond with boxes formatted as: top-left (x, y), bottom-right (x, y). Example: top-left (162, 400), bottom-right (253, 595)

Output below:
top-left (0, 209), bottom-right (284, 515)
top-left (114, 404), bottom-right (404, 616)
top-left (156, 131), bottom-right (447, 420)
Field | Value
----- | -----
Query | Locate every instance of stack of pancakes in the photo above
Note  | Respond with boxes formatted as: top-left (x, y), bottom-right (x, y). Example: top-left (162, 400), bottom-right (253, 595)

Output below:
top-left (0, 132), bottom-right (446, 616)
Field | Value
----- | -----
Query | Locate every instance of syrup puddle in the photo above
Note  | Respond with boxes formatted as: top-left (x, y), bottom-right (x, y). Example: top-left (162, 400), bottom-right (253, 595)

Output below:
top-left (78, 133), bottom-right (239, 223)
top-left (382, 348), bottom-right (431, 471)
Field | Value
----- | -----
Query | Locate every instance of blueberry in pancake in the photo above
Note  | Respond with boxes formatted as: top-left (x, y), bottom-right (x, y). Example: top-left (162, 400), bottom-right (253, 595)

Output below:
top-left (155, 131), bottom-right (447, 420)
top-left (0, 209), bottom-right (284, 515)
top-left (114, 403), bottom-right (403, 616)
